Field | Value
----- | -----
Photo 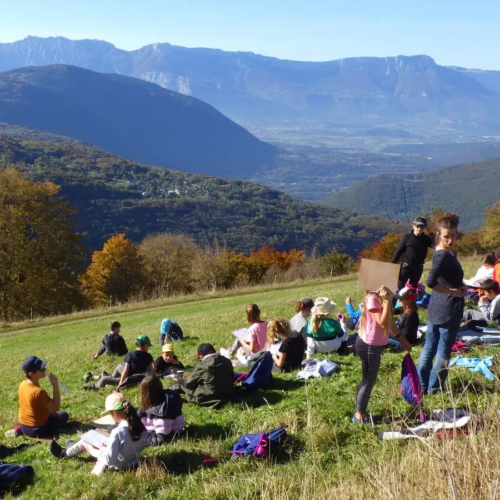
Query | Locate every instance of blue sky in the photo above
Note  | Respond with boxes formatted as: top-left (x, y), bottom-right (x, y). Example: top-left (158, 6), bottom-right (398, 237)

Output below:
top-left (1, 0), bottom-right (499, 69)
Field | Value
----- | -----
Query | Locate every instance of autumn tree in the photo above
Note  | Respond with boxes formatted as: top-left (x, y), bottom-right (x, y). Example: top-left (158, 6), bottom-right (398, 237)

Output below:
top-left (480, 203), bottom-right (500, 249)
top-left (321, 251), bottom-right (354, 277)
top-left (0, 169), bottom-right (86, 321)
top-left (139, 233), bottom-right (199, 297)
top-left (250, 246), bottom-right (305, 271)
top-left (358, 233), bottom-right (405, 264)
top-left (80, 233), bottom-right (146, 306)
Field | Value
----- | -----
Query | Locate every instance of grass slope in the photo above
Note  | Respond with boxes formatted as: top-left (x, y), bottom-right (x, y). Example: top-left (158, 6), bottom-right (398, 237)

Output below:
top-left (324, 156), bottom-right (500, 231)
top-left (1, 262), bottom-right (499, 499)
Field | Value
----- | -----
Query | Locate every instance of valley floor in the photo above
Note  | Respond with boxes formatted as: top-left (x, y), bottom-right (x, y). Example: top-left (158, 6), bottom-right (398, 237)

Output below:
top-left (1, 266), bottom-right (499, 499)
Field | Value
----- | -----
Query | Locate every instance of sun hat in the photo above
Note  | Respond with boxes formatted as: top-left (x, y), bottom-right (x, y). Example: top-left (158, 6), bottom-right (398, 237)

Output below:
top-left (413, 216), bottom-right (427, 228)
top-left (311, 297), bottom-right (336, 316)
top-left (136, 334), bottom-right (152, 346)
top-left (161, 343), bottom-right (174, 354)
top-left (101, 392), bottom-right (128, 415)
top-left (22, 356), bottom-right (48, 376)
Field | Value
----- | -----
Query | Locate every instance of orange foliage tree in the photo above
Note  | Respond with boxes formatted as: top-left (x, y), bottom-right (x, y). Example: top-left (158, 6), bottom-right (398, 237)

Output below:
top-left (250, 246), bottom-right (305, 271)
top-left (80, 233), bottom-right (146, 306)
top-left (358, 233), bottom-right (405, 264)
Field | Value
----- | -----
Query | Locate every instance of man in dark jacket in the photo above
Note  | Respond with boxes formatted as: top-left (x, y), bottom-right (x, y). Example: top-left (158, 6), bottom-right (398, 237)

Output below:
top-left (91, 321), bottom-right (128, 359)
top-left (392, 216), bottom-right (434, 290)
top-left (178, 344), bottom-right (234, 409)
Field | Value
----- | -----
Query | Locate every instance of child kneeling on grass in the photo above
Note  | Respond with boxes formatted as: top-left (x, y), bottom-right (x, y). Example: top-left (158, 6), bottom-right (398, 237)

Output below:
top-left (268, 319), bottom-right (305, 373)
top-left (50, 393), bottom-right (147, 471)
top-left (140, 376), bottom-right (184, 446)
top-left (353, 287), bottom-right (412, 425)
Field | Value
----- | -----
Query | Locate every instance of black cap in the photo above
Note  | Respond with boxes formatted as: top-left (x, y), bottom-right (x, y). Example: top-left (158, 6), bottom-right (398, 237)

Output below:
top-left (413, 216), bottom-right (427, 228)
top-left (22, 356), bottom-right (48, 376)
top-left (197, 343), bottom-right (216, 356)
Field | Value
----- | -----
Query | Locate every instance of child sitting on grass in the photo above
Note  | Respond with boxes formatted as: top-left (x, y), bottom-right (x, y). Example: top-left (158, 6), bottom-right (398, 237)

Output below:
top-left (49, 393), bottom-right (147, 471)
top-left (153, 344), bottom-right (185, 377)
top-left (221, 304), bottom-right (268, 365)
top-left (268, 318), bottom-right (305, 372)
top-left (140, 376), bottom-right (184, 446)
top-left (91, 321), bottom-right (128, 360)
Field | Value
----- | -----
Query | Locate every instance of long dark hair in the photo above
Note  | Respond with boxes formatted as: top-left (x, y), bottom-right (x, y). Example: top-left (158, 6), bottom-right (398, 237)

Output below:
top-left (122, 402), bottom-right (145, 442)
top-left (140, 376), bottom-right (164, 412)
top-left (294, 298), bottom-right (314, 313)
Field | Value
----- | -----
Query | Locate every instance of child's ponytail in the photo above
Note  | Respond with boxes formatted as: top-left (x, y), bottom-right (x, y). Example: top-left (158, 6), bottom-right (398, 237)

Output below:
top-left (123, 401), bottom-right (145, 442)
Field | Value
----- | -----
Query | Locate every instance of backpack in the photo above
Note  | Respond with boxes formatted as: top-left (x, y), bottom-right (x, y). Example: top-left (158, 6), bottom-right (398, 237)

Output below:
top-left (168, 322), bottom-right (184, 341)
top-left (400, 353), bottom-right (425, 422)
top-left (242, 352), bottom-right (273, 392)
top-left (232, 426), bottom-right (287, 458)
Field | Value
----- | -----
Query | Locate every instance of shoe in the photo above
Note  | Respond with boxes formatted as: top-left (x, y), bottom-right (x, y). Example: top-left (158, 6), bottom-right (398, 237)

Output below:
top-left (49, 439), bottom-right (67, 460)
top-left (352, 413), bottom-right (372, 425)
top-left (5, 426), bottom-right (21, 438)
top-left (83, 384), bottom-right (97, 391)
top-left (65, 440), bottom-right (76, 449)
top-left (83, 371), bottom-right (93, 383)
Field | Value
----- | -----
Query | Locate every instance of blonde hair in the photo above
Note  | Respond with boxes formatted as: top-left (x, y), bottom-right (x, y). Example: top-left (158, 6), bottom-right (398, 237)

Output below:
top-left (267, 318), bottom-right (292, 345)
top-left (358, 291), bottom-right (391, 337)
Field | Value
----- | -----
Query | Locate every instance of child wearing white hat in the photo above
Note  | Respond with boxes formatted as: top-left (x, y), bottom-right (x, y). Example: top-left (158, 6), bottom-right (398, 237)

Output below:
top-left (49, 393), bottom-right (147, 471)
top-left (305, 297), bottom-right (348, 359)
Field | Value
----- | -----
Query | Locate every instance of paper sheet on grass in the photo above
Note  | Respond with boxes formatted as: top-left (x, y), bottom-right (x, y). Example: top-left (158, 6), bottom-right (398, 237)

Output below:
top-left (357, 258), bottom-right (400, 293)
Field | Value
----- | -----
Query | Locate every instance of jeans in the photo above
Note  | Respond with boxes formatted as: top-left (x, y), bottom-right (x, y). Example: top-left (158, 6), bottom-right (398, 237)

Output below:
top-left (355, 338), bottom-right (383, 414)
top-left (417, 314), bottom-right (462, 394)
top-left (19, 411), bottom-right (69, 438)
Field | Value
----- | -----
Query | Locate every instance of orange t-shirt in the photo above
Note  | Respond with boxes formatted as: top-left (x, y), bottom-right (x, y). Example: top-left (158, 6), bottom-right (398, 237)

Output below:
top-left (18, 380), bottom-right (51, 427)
top-left (494, 263), bottom-right (500, 289)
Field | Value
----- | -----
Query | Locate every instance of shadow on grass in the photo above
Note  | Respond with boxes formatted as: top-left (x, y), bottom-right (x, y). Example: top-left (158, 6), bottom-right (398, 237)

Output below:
top-left (62, 420), bottom-right (90, 437)
top-left (144, 450), bottom-right (208, 475)
top-left (235, 389), bottom-right (283, 408)
top-left (0, 474), bottom-right (34, 497)
top-left (271, 378), bottom-right (305, 392)
top-left (184, 423), bottom-right (232, 440)
top-left (450, 378), bottom-right (496, 397)
top-left (0, 444), bottom-right (34, 459)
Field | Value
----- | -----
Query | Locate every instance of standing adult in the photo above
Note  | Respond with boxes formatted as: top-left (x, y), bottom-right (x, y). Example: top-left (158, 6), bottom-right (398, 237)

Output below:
top-left (417, 213), bottom-right (466, 394)
top-left (392, 216), bottom-right (434, 290)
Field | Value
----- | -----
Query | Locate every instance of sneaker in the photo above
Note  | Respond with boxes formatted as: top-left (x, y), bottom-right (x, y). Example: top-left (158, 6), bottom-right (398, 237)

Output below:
top-left (352, 413), bottom-right (372, 425)
top-left (83, 371), bottom-right (93, 383)
top-left (5, 426), bottom-right (21, 438)
top-left (83, 384), bottom-right (97, 391)
top-left (49, 439), bottom-right (67, 460)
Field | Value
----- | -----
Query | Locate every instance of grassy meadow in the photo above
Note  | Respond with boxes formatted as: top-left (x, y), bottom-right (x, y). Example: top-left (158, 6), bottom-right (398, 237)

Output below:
top-left (1, 260), bottom-right (500, 499)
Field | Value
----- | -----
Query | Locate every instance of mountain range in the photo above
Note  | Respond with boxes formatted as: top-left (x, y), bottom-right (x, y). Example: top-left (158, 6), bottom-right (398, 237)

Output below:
top-left (324, 155), bottom-right (500, 231)
top-left (0, 132), bottom-right (406, 254)
top-left (1, 36), bottom-right (500, 130)
top-left (0, 64), bottom-right (277, 178)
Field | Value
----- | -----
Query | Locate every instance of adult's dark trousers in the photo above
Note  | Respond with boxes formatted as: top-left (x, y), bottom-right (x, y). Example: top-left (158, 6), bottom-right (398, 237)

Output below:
top-left (355, 337), bottom-right (383, 414)
top-left (398, 264), bottom-right (424, 291)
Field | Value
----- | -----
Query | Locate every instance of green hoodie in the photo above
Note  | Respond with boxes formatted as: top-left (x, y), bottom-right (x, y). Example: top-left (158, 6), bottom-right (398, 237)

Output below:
top-left (306, 317), bottom-right (344, 340)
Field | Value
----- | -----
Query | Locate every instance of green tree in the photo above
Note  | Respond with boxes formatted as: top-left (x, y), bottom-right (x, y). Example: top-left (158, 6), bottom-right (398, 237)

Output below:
top-left (0, 168), bottom-right (86, 321)
top-left (481, 203), bottom-right (500, 248)
top-left (80, 233), bottom-right (145, 306)
top-left (321, 252), bottom-right (354, 277)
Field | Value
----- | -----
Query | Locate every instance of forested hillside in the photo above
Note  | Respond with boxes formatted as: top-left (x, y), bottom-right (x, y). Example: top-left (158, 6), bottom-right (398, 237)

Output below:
top-left (324, 156), bottom-right (500, 230)
top-left (0, 65), bottom-right (277, 178)
top-left (0, 136), bottom-right (406, 254)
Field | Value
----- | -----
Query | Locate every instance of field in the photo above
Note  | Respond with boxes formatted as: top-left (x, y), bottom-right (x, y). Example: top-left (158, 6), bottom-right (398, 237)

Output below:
top-left (1, 262), bottom-right (500, 499)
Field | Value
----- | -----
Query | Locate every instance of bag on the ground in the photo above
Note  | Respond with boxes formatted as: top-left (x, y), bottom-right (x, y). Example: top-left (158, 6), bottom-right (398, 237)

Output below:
top-left (400, 353), bottom-right (425, 422)
top-left (231, 426), bottom-right (287, 458)
top-left (0, 461), bottom-right (34, 487)
top-left (296, 359), bottom-right (339, 379)
top-left (241, 352), bottom-right (273, 392)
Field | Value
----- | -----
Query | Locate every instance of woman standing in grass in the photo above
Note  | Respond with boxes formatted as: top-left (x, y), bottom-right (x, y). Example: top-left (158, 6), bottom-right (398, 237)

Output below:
top-left (417, 213), bottom-right (466, 394)
top-left (353, 287), bottom-right (411, 425)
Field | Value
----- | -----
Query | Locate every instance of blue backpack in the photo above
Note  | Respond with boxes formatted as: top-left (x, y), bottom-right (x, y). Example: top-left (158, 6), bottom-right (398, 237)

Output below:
top-left (242, 352), bottom-right (273, 392)
top-left (400, 353), bottom-right (425, 422)
top-left (232, 426), bottom-right (287, 458)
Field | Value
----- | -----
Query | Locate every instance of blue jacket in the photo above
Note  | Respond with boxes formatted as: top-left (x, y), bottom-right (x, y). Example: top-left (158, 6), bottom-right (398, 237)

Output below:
top-left (346, 303), bottom-right (361, 325)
